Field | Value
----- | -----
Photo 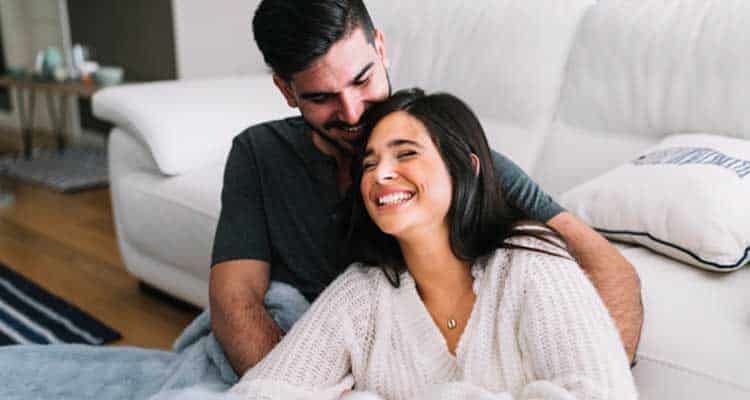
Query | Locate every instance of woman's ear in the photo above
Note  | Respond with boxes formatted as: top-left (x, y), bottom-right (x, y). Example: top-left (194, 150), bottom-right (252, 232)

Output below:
top-left (470, 153), bottom-right (481, 176)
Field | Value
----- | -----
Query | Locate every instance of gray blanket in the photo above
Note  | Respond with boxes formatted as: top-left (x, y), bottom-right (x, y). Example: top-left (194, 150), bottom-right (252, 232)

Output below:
top-left (0, 311), bottom-right (234, 399)
top-left (0, 282), bottom-right (310, 400)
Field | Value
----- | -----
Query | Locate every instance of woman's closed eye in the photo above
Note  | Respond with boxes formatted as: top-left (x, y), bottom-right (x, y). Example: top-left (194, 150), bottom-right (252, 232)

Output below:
top-left (362, 150), bottom-right (418, 171)
top-left (362, 159), bottom-right (378, 171)
top-left (397, 150), bottom-right (418, 160)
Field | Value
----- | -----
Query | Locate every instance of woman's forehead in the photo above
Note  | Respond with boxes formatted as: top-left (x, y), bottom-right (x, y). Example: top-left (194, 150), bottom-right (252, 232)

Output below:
top-left (366, 112), bottom-right (431, 150)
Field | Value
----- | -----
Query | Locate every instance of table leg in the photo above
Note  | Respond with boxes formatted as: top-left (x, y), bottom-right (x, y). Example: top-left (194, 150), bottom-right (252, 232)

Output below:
top-left (14, 86), bottom-right (37, 160)
top-left (45, 91), bottom-right (69, 154)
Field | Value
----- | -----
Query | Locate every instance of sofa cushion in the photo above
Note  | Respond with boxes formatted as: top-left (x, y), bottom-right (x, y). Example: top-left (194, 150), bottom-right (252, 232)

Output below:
top-left (531, 122), bottom-right (661, 195)
top-left (545, 0), bottom-right (750, 196)
top-left (480, 118), bottom-right (546, 176)
top-left (558, 0), bottom-right (750, 139)
top-left (114, 154), bottom-right (224, 282)
top-left (560, 133), bottom-right (750, 271)
top-left (623, 244), bottom-right (750, 397)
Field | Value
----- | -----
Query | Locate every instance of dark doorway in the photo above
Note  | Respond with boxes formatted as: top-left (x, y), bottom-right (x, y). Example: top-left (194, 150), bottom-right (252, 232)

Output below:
top-left (0, 9), bottom-right (11, 112)
top-left (66, 0), bottom-right (177, 134)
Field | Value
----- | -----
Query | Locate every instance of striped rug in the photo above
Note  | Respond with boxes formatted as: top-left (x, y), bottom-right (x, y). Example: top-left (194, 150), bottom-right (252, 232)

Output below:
top-left (0, 263), bottom-right (121, 345)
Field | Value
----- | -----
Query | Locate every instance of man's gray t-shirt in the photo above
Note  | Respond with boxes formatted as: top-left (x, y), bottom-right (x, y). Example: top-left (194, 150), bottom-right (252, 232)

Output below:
top-left (211, 116), bottom-right (564, 302)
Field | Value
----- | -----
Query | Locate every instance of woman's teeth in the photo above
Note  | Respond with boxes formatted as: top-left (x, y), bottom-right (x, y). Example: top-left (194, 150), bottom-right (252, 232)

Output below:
top-left (377, 192), bottom-right (414, 206)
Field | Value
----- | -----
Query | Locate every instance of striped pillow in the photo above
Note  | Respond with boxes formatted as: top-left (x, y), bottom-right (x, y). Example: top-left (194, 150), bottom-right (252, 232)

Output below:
top-left (560, 134), bottom-right (750, 272)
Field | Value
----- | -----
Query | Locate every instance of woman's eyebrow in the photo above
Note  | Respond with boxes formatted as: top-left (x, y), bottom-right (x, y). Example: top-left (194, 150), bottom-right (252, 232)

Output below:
top-left (387, 139), bottom-right (423, 149)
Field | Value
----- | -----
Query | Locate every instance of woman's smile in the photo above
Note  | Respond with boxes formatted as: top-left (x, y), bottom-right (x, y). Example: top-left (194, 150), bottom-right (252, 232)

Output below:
top-left (373, 189), bottom-right (415, 209)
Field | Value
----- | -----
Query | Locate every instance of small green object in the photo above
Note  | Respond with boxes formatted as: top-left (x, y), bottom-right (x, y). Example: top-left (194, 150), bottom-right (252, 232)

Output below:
top-left (42, 47), bottom-right (63, 79)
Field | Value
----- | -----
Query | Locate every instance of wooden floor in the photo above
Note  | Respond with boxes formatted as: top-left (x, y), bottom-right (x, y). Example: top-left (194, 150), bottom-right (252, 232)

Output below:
top-left (0, 177), bottom-right (200, 349)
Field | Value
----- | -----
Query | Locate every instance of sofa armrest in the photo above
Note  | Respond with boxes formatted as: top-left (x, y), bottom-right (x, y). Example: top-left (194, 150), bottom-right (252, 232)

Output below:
top-left (92, 74), bottom-right (294, 176)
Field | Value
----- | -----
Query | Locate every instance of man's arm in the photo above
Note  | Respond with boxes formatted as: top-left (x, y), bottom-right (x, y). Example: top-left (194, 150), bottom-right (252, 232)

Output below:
top-left (490, 150), bottom-right (643, 363)
top-left (546, 211), bottom-right (643, 364)
top-left (210, 259), bottom-right (283, 376)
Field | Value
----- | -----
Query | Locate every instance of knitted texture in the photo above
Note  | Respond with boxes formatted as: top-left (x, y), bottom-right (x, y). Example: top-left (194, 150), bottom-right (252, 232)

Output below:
top-left (230, 234), bottom-right (637, 400)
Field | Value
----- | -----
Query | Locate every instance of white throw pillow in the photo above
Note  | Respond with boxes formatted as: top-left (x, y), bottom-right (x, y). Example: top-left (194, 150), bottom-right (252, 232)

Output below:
top-left (560, 134), bottom-right (750, 272)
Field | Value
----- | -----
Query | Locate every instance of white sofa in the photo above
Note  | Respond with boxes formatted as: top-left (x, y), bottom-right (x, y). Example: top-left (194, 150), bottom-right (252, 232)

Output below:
top-left (93, 0), bottom-right (749, 398)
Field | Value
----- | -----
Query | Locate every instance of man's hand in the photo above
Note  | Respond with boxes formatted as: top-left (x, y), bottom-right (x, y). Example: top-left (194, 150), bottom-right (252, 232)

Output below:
top-left (547, 212), bottom-right (643, 364)
top-left (210, 259), bottom-right (283, 376)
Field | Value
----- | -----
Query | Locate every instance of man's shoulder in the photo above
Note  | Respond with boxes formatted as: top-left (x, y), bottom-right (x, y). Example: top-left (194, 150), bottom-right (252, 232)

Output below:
top-left (234, 116), bottom-right (306, 147)
top-left (490, 149), bottom-right (518, 170)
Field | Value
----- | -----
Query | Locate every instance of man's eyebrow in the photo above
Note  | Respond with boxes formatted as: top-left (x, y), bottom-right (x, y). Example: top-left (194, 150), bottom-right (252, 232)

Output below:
top-left (300, 90), bottom-right (333, 100)
top-left (352, 62), bottom-right (375, 83)
top-left (299, 62), bottom-right (375, 100)
top-left (363, 139), bottom-right (423, 158)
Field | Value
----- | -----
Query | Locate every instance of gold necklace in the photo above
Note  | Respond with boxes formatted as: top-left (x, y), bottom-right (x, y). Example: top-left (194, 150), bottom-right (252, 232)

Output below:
top-left (446, 286), bottom-right (476, 330)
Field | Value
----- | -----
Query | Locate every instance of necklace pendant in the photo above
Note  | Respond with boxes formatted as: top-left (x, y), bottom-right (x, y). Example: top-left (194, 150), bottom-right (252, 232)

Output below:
top-left (447, 319), bottom-right (457, 330)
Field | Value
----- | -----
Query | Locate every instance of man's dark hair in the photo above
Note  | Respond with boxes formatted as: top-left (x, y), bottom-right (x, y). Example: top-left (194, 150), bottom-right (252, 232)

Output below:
top-left (347, 88), bottom-right (570, 287)
top-left (253, 0), bottom-right (376, 81)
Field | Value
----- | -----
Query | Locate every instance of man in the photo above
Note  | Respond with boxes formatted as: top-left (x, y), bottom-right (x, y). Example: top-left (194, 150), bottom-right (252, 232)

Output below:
top-left (211, 0), bottom-right (643, 376)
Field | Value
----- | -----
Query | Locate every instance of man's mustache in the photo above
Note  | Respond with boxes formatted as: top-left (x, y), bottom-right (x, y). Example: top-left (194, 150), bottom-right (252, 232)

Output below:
top-left (324, 120), bottom-right (362, 131)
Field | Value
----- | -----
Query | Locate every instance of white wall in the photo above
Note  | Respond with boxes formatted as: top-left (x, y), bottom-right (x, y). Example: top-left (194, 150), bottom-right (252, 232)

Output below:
top-left (171, 0), bottom-right (269, 79)
top-left (0, 0), bottom-right (32, 68)
top-left (0, 0), bottom-right (71, 138)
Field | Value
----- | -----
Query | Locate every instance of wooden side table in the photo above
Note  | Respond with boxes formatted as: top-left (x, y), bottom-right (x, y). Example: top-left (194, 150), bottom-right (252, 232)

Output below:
top-left (0, 76), bottom-right (100, 160)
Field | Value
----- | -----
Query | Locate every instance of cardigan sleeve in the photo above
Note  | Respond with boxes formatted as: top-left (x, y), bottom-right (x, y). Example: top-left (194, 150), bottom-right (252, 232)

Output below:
top-left (230, 267), bottom-right (374, 400)
top-left (514, 238), bottom-right (638, 400)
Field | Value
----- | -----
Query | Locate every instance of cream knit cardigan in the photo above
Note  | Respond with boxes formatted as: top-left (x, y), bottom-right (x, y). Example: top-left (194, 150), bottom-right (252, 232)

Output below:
top-left (230, 235), bottom-right (638, 400)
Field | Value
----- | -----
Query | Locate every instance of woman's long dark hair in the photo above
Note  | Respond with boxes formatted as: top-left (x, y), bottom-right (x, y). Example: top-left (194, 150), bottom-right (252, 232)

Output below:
top-left (347, 88), bottom-right (568, 287)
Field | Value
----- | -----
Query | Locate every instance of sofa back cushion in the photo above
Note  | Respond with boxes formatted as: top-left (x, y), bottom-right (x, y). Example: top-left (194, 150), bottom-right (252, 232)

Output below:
top-left (537, 0), bottom-right (750, 194)
top-left (560, 0), bottom-right (750, 138)
top-left (367, 0), bottom-right (594, 175)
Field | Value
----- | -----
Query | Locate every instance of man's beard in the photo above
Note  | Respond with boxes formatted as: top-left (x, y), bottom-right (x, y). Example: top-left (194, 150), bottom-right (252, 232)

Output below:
top-left (304, 119), bottom-right (355, 156)
top-left (303, 69), bottom-right (393, 156)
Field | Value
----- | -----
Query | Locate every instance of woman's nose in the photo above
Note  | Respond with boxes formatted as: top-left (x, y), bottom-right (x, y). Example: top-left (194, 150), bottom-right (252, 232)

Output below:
top-left (375, 162), bottom-right (397, 182)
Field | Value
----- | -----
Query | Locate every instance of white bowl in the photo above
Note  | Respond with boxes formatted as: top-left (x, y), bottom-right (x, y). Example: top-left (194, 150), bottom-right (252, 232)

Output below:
top-left (94, 66), bottom-right (124, 86)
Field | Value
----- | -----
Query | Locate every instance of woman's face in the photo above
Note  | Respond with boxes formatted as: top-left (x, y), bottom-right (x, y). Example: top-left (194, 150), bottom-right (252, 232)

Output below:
top-left (360, 111), bottom-right (453, 240)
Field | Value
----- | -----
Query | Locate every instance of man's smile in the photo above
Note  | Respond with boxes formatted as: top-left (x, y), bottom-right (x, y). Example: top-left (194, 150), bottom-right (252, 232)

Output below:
top-left (328, 124), bottom-right (364, 141)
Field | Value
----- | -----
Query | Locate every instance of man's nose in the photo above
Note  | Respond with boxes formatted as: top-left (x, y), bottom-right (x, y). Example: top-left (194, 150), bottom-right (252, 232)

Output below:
top-left (338, 91), bottom-right (364, 125)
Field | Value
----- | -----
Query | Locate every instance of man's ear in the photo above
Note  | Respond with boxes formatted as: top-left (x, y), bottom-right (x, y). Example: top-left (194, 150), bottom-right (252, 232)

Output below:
top-left (373, 29), bottom-right (390, 69)
top-left (273, 74), bottom-right (298, 108)
top-left (470, 153), bottom-right (481, 176)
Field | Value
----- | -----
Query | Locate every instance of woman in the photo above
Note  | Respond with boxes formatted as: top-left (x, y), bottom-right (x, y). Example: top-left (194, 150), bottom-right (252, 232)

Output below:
top-left (229, 89), bottom-right (637, 399)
